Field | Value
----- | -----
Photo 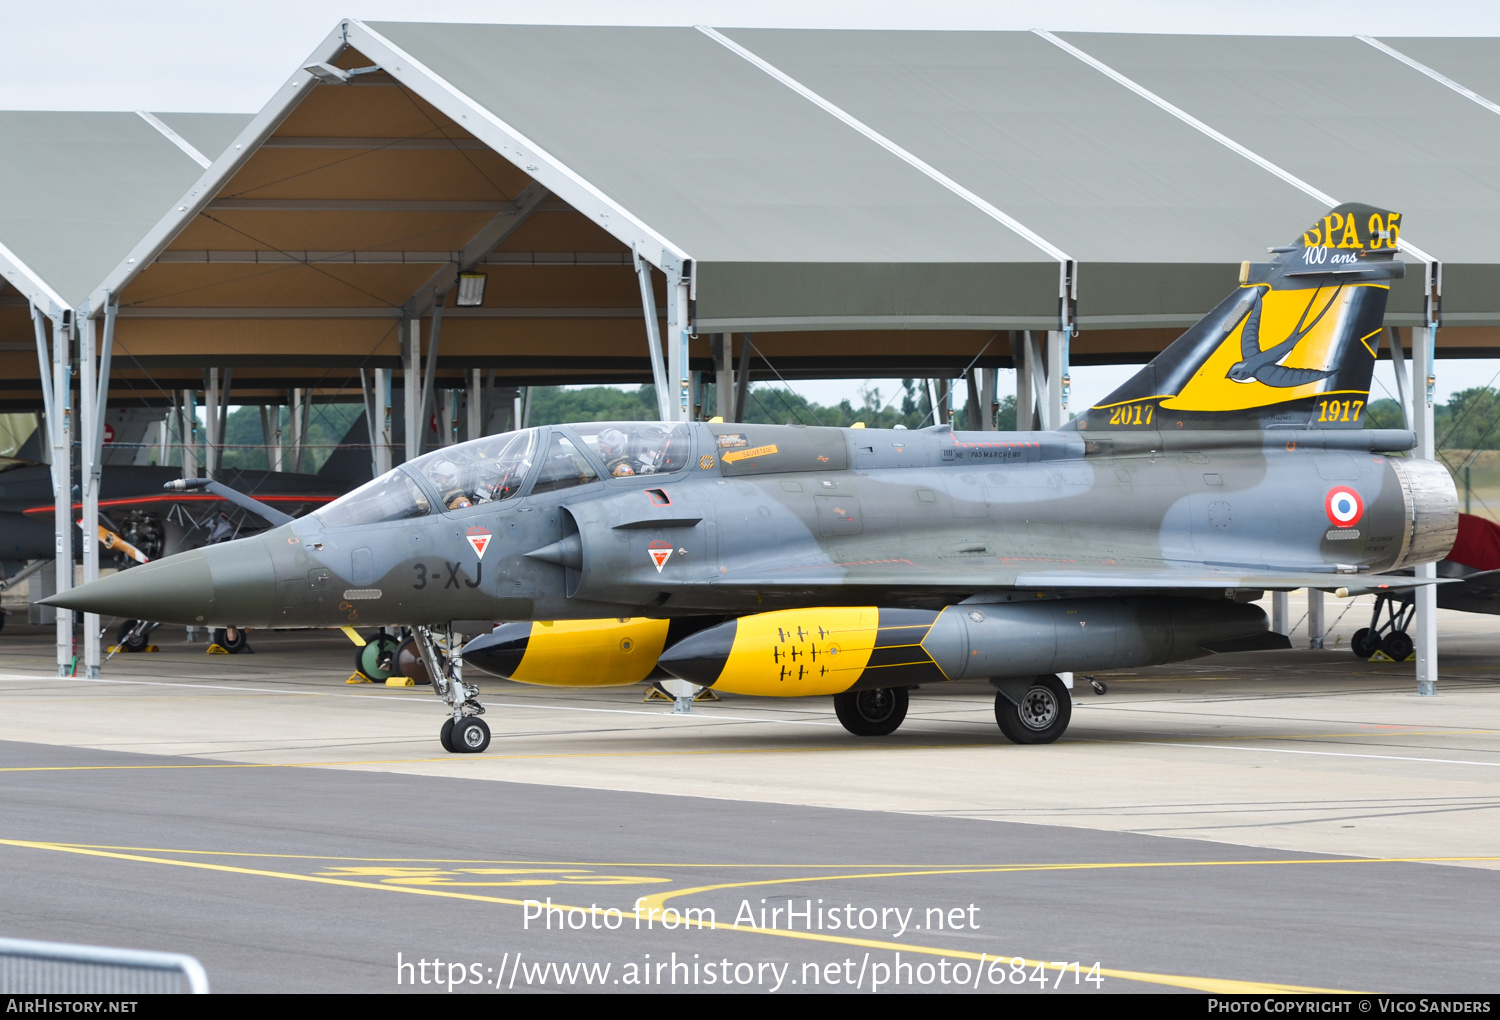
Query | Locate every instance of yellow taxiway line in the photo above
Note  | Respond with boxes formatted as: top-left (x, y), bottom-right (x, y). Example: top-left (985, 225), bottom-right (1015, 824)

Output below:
top-left (4, 838), bottom-right (1481, 994)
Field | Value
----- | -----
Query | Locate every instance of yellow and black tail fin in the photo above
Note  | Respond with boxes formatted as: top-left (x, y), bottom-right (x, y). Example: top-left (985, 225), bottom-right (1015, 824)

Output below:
top-left (1071, 204), bottom-right (1405, 432)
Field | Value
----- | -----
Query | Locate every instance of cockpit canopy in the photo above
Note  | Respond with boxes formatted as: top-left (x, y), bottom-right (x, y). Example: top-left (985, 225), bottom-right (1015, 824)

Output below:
top-left (311, 422), bottom-right (691, 526)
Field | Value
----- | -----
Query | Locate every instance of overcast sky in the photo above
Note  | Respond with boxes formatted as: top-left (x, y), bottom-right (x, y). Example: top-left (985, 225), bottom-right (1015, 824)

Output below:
top-left (2, 1), bottom-right (1495, 409)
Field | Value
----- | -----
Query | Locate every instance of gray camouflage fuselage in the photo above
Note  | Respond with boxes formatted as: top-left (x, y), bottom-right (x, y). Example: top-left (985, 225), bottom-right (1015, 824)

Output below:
top-left (67, 420), bottom-right (1456, 631)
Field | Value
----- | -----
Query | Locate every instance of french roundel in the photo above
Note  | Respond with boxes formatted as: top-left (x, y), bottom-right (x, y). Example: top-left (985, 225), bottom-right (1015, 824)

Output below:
top-left (1325, 487), bottom-right (1364, 528)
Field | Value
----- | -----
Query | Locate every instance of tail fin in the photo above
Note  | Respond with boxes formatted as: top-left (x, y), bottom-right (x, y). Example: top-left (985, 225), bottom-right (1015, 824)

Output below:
top-left (1071, 203), bottom-right (1405, 432)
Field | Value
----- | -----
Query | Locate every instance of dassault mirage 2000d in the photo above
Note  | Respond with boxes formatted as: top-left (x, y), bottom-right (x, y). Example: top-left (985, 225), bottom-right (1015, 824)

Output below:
top-left (49, 204), bottom-right (1459, 754)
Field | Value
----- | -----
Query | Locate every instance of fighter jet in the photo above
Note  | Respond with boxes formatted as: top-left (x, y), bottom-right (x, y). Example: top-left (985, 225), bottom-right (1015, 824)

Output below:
top-left (47, 204), bottom-right (1459, 753)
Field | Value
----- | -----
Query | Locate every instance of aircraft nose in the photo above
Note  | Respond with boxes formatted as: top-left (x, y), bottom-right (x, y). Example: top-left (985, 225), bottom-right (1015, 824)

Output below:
top-left (41, 535), bottom-right (279, 627)
top-left (461, 623), bottom-right (532, 679)
top-left (655, 619), bottom-right (738, 687)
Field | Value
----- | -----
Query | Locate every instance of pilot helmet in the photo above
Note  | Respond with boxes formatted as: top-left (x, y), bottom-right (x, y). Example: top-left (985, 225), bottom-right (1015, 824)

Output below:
top-left (598, 428), bottom-right (629, 456)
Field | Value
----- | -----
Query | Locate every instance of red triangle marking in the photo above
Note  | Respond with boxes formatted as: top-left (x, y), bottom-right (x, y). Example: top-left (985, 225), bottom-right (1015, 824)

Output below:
top-left (467, 535), bottom-right (490, 558)
top-left (649, 548), bottom-right (672, 572)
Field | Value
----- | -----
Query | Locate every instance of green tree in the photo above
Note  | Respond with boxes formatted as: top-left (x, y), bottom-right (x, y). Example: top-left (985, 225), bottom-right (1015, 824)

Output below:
top-left (1437, 388), bottom-right (1500, 451)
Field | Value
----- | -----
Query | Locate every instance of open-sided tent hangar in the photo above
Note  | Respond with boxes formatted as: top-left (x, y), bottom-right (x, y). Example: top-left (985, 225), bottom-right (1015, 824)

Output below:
top-left (0, 110), bottom-right (253, 678)
top-left (10, 23), bottom-right (1500, 684)
top-left (21, 24), bottom-right (1500, 431)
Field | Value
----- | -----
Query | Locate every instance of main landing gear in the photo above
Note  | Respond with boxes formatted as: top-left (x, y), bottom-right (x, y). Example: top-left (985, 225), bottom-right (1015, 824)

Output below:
top-left (1351, 596), bottom-right (1415, 661)
top-left (833, 687), bottom-right (909, 736)
top-left (992, 675), bottom-right (1072, 744)
top-left (411, 625), bottom-right (489, 754)
top-left (830, 674), bottom-right (1073, 744)
top-left (113, 619), bottom-right (159, 653)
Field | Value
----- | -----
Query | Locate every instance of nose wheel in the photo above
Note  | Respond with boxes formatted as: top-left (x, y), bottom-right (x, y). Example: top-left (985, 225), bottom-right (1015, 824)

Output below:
top-left (440, 715), bottom-right (491, 754)
top-left (413, 625), bottom-right (489, 754)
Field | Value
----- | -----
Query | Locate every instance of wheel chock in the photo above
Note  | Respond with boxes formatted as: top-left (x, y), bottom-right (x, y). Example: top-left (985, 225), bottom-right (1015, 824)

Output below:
top-left (206, 644), bottom-right (230, 655)
top-left (385, 676), bottom-right (416, 687)
top-left (108, 645), bottom-right (158, 653)
top-left (1370, 650), bottom-right (1395, 662)
top-left (346, 672), bottom-right (372, 684)
top-left (644, 686), bottom-right (719, 703)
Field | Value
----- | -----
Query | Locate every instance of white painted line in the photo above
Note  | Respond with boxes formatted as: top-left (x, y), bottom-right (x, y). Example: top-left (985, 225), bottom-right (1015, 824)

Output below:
top-left (1134, 740), bottom-right (1500, 769)
top-left (0, 672), bottom-right (840, 725)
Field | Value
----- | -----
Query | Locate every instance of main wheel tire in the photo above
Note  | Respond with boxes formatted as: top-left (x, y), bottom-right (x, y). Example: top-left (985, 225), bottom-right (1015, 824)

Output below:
top-left (833, 687), bottom-right (909, 736)
top-left (356, 634), bottom-right (400, 681)
top-left (439, 718), bottom-right (457, 753)
top-left (116, 620), bottom-right (148, 653)
top-left (1381, 630), bottom-right (1415, 662)
top-left (452, 717), bottom-right (490, 753)
top-left (211, 627), bottom-right (249, 654)
top-left (1350, 628), bottom-right (1379, 659)
top-left (995, 675), bottom-right (1072, 745)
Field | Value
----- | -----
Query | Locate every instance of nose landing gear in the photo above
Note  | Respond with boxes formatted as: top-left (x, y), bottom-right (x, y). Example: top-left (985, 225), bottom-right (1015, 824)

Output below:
top-left (413, 625), bottom-right (489, 753)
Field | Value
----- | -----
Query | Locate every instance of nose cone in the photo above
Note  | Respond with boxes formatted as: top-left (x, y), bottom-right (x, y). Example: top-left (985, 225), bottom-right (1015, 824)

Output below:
top-left (655, 619), bottom-right (737, 687)
top-left (42, 535), bottom-right (278, 627)
top-left (461, 623), bottom-right (533, 679)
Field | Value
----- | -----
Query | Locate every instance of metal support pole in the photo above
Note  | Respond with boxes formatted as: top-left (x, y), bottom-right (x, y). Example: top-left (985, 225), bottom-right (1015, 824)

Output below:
top-left (1272, 591), bottom-right (1289, 636)
top-left (520, 386), bottom-right (533, 429)
top-left (467, 368), bottom-right (482, 442)
top-left (1023, 332), bottom-right (1050, 430)
top-left (442, 388), bottom-right (458, 447)
top-left (403, 316), bottom-right (420, 464)
top-left (79, 299), bottom-right (115, 677)
top-left (79, 315), bottom-right (100, 677)
top-left (665, 260), bottom-right (691, 422)
top-left (217, 368), bottom-right (232, 470)
top-left (712, 334), bottom-right (733, 421)
top-left (1045, 330), bottom-right (1064, 430)
top-left (1387, 327), bottom-right (1412, 431)
top-left (1013, 332), bottom-right (1034, 431)
top-left (1307, 588), bottom-right (1325, 650)
top-left (633, 246), bottom-right (671, 422)
top-left (50, 312), bottom-right (73, 676)
top-left (289, 388), bottom-right (306, 473)
top-left (202, 368), bottom-right (220, 477)
top-left (965, 372), bottom-right (982, 430)
top-left (179, 389), bottom-right (197, 482)
top-left (979, 368), bottom-right (997, 431)
top-left (483, 370), bottom-right (496, 437)
top-left (734, 335), bottom-right (752, 424)
top-left (1414, 311), bottom-right (1439, 694)
top-left (260, 406), bottom-right (282, 472)
top-left (417, 298), bottom-right (444, 456)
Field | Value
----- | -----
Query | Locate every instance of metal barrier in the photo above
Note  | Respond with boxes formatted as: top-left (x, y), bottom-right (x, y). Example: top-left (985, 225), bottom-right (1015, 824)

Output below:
top-left (0, 937), bottom-right (208, 994)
